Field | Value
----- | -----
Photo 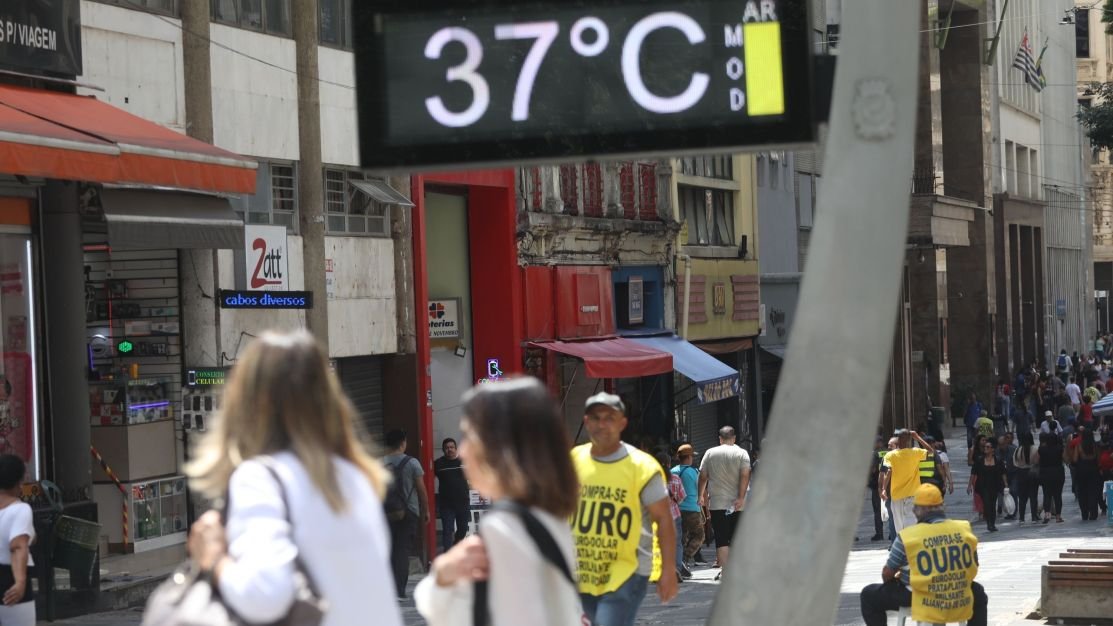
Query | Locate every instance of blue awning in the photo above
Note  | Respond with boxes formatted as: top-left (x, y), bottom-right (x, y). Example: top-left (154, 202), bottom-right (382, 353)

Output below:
top-left (628, 335), bottom-right (739, 404)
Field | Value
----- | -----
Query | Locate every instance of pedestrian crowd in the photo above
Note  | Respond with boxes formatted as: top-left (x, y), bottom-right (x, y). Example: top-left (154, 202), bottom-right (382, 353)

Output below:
top-left (138, 329), bottom-right (759, 626)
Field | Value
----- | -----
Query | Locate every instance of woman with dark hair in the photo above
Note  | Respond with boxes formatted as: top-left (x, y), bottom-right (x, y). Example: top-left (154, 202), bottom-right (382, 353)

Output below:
top-left (0, 454), bottom-right (34, 625)
top-left (1073, 432), bottom-right (1103, 521)
top-left (1011, 431), bottom-right (1041, 524)
top-left (967, 440), bottom-right (1007, 532)
top-left (416, 377), bottom-right (583, 626)
top-left (1038, 432), bottom-right (1066, 523)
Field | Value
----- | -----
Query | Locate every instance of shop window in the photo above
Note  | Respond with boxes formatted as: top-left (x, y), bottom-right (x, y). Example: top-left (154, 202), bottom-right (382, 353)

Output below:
top-left (319, 0), bottom-right (354, 49)
top-left (92, 0), bottom-right (178, 15)
top-left (212, 0), bottom-right (291, 37)
top-left (230, 160), bottom-right (299, 231)
top-left (680, 186), bottom-right (734, 246)
top-left (324, 166), bottom-right (389, 236)
top-left (0, 231), bottom-right (39, 478)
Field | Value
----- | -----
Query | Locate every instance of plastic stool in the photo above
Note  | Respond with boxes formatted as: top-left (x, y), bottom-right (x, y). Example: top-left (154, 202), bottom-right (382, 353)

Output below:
top-left (895, 606), bottom-right (966, 626)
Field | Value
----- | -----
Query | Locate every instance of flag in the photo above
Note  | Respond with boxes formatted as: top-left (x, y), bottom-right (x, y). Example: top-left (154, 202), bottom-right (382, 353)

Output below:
top-left (1012, 31), bottom-right (1043, 92)
top-left (1034, 38), bottom-right (1048, 89)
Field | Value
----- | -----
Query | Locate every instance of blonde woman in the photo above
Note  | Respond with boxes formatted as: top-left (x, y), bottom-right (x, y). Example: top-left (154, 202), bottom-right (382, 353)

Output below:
top-left (183, 330), bottom-right (401, 626)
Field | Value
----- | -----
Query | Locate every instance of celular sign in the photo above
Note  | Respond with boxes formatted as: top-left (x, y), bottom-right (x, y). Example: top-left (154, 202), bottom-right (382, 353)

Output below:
top-left (355, 0), bottom-right (814, 169)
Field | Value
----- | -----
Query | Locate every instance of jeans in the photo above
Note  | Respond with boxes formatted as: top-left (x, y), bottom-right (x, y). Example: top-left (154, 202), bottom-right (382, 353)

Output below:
top-left (673, 516), bottom-right (684, 568)
top-left (860, 580), bottom-right (987, 626)
top-left (580, 574), bottom-right (649, 626)
top-left (1018, 471), bottom-right (1040, 521)
top-left (388, 513), bottom-right (417, 598)
top-left (439, 505), bottom-right (470, 553)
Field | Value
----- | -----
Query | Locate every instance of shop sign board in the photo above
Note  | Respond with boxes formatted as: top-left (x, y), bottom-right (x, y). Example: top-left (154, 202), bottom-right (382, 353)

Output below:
top-left (628, 276), bottom-right (644, 325)
top-left (185, 368), bottom-right (227, 387)
top-left (218, 290), bottom-right (313, 309)
top-left (244, 225), bottom-right (288, 291)
top-left (0, 0), bottom-right (82, 77)
top-left (429, 298), bottom-right (461, 339)
top-left (355, 0), bottom-right (814, 169)
top-left (696, 374), bottom-right (739, 404)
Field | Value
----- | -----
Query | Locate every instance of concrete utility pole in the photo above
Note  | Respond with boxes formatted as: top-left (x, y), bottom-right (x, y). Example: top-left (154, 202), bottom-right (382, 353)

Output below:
top-left (293, 0), bottom-right (329, 346)
top-left (710, 1), bottom-right (919, 624)
top-left (180, 0), bottom-right (222, 366)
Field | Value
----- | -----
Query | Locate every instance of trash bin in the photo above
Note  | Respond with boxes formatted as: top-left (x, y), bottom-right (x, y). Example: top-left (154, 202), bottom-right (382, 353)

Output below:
top-left (51, 515), bottom-right (101, 589)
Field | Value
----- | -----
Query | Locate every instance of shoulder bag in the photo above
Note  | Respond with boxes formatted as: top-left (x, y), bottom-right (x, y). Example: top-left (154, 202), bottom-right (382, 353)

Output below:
top-left (142, 458), bottom-right (327, 626)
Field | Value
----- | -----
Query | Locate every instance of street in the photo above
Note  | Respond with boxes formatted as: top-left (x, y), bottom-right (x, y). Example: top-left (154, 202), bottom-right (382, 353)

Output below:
top-left (52, 426), bottom-right (1113, 626)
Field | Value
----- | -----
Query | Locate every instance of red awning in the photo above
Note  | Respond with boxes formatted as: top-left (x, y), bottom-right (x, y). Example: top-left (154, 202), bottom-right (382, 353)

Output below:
top-left (529, 338), bottom-right (673, 378)
top-left (0, 84), bottom-right (256, 194)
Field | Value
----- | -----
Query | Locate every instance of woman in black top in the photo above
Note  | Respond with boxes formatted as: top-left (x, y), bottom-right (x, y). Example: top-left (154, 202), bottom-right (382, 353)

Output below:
top-left (967, 440), bottom-right (1007, 532)
top-left (1073, 432), bottom-right (1102, 521)
top-left (1037, 433), bottom-right (1066, 523)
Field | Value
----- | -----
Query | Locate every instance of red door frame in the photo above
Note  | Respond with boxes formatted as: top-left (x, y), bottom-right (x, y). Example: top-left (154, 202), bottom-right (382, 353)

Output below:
top-left (411, 169), bottom-right (521, 559)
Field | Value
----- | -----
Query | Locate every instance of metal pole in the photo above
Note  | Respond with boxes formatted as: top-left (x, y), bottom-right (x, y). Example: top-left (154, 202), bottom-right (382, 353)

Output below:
top-left (681, 254), bottom-right (692, 339)
top-left (709, 0), bottom-right (920, 623)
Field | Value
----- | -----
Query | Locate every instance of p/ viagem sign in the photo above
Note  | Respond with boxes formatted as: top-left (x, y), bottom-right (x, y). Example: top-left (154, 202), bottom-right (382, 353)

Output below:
top-left (429, 299), bottom-right (461, 339)
top-left (354, 0), bottom-right (814, 169)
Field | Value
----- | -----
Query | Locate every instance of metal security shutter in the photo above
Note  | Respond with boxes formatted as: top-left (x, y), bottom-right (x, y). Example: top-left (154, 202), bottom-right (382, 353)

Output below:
top-left (688, 400), bottom-right (720, 457)
top-left (338, 356), bottom-right (384, 441)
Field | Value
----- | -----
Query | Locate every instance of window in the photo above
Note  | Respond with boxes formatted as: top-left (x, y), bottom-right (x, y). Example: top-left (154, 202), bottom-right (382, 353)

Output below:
top-left (679, 154), bottom-right (733, 180)
top-left (92, 0), bottom-right (178, 15)
top-left (324, 167), bottom-right (390, 235)
top-left (1077, 9), bottom-right (1090, 58)
top-left (769, 153), bottom-right (781, 189)
top-left (230, 160), bottom-right (298, 230)
top-left (680, 186), bottom-right (734, 246)
top-left (756, 155), bottom-right (766, 187)
top-left (320, 0), bottom-right (354, 48)
top-left (212, 0), bottom-right (291, 37)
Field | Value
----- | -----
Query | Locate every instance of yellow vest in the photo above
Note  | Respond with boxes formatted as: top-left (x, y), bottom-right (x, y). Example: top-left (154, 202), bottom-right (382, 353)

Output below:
top-left (571, 443), bottom-right (663, 595)
top-left (899, 519), bottom-right (979, 624)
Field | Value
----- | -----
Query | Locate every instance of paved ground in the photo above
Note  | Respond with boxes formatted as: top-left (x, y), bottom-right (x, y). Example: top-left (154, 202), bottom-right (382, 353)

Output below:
top-left (48, 426), bottom-right (1113, 625)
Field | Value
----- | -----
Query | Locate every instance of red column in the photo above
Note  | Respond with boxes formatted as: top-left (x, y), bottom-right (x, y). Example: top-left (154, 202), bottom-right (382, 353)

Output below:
top-left (410, 176), bottom-right (437, 564)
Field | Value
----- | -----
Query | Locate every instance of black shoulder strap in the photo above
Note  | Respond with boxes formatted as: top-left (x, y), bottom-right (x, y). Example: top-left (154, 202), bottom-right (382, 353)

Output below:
top-left (472, 501), bottom-right (576, 626)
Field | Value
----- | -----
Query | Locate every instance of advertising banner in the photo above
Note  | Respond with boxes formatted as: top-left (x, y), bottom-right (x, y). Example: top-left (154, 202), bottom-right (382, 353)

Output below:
top-left (0, 0), bottom-right (82, 76)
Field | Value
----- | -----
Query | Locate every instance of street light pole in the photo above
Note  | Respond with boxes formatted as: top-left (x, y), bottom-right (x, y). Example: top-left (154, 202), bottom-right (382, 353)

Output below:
top-left (709, 0), bottom-right (920, 623)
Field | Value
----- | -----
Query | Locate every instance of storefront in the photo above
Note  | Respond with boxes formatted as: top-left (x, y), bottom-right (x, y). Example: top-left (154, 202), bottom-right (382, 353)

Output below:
top-left (0, 198), bottom-right (39, 478)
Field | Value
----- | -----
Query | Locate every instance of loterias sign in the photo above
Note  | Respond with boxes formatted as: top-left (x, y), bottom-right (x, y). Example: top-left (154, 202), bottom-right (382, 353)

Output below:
top-left (354, 0), bottom-right (814, 169)
top-left (218, 290), bottom-right (313, 310)
top-left (0, 0), bottom-right (82, 77)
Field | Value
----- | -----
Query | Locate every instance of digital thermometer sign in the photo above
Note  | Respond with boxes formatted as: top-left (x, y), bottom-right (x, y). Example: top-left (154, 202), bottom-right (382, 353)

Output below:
top-left (355, 0), bottom-right (814, 169)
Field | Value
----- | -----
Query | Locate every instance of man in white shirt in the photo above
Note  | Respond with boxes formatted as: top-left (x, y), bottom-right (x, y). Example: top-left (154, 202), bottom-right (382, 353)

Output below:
top-left (698, 426), bottom-right (751, 580)
top-left (1066, 377), bottom-right (1082, 411)
top-left (1040, 411), bottom-right (1064, 436)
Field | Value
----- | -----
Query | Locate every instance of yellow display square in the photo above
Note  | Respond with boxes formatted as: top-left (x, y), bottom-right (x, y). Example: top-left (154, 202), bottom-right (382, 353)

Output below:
top-left (743, 22), bottom-right (785, 116)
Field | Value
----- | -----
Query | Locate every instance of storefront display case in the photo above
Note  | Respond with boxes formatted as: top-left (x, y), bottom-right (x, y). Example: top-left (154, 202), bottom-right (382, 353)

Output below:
top-left (88, 377), bottom-right (173, 426)
top-left (92, 475), bottom-right (187, 553)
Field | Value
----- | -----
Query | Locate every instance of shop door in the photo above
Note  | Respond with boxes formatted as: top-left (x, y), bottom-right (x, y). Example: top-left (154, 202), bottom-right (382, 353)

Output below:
top-left (688, 400), bottom-right (720, 457)
top-left (338, 356), bottom-right (385, 441)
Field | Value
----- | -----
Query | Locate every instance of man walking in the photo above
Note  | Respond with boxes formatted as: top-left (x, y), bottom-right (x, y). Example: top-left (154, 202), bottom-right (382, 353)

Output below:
top-left (859, 484), bottom-right (988, 626)
top-left (572, 392), bottom-right (677, 625)
top-left (698, 426), bottom-right (751, 580)
top-left (383, 429), bottom-right (430, 600)
top-left (1066, 376), bottom-right (1082, 411)
top-left (433, 437), bottom-right (471, 553)
top-left (670, 444), bottom-right (705, 571)
top-left (881, 429), bottom-right (935, 534)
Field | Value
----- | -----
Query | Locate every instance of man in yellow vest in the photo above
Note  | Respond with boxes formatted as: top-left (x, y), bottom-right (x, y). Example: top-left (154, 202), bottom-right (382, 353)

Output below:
top-left (881, 429), bottom-right (935, 534)
top-left (859, 484), bottom-right (988, 626)
top-left (572, 392), bottom-right (678, 626)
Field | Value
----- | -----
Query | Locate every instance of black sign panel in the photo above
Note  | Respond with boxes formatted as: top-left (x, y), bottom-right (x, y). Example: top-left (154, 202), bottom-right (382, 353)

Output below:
top-left (0, 0), bottom-right (82, 77)
top-left (218, 290), bottom-right (314, 310)
top-left (355, 0), bottom-right (813, 170)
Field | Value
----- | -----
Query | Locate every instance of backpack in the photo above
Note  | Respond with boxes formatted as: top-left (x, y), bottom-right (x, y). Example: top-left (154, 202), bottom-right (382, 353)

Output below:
top-left (384, 456), bottom-right (414, 522)
top-left (1057, 354), bottom-right (1069, 371)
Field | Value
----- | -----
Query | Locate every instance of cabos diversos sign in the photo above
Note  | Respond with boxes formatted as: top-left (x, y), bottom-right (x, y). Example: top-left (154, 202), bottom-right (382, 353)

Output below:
top-left (0, 0), bottom-right (82, 77)
top-left (219, 290), bottom-right (314, 310)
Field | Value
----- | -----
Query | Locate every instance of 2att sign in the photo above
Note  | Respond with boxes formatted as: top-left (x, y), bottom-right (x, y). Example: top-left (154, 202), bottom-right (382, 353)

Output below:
top-left (244, 225), bottom-right (288, 290)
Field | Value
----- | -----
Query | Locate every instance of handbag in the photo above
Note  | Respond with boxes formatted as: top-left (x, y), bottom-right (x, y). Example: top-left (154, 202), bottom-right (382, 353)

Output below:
top-left (1002, 488), bottom-right (1016, 516)
top-left (142, 458), bottom-right (327, 626)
